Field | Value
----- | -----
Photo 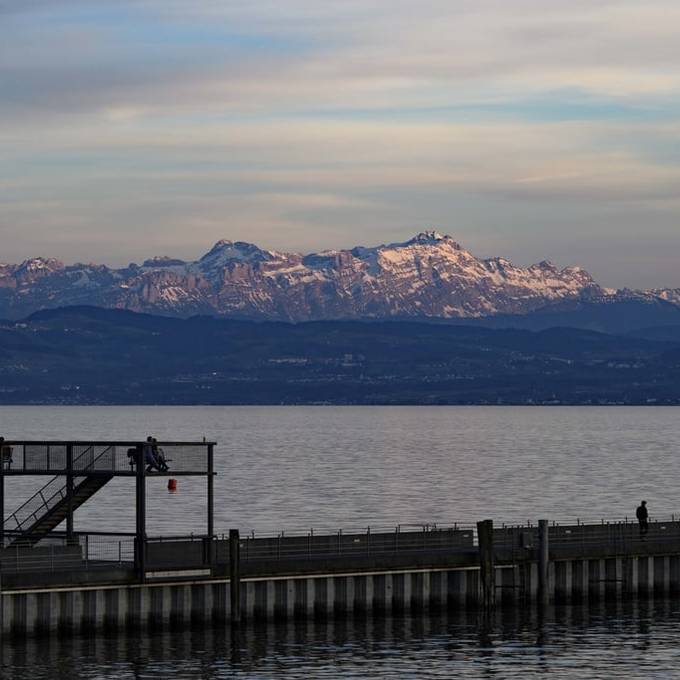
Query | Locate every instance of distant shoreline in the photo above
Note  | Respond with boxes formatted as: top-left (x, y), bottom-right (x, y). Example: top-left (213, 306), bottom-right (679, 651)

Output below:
top-left (2, 307), bottom-right (680, 406)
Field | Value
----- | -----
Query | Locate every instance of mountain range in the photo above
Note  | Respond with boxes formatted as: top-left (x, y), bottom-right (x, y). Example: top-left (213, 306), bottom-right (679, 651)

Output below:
top-left (1, 231), bottom-right (679, 329)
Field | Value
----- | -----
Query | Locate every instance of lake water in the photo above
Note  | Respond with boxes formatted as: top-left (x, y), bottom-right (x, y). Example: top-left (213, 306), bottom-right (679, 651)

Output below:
top-left (1, 406), bottom-right (678, 534)
top-left (1, 405), bottom-right (680, 678)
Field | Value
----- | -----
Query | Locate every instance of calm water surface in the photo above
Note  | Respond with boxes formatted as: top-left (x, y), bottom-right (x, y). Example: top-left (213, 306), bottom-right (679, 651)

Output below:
top-left (0, 406), bottom-right (678, 533)
top-left (1, 406), bottom-right (679, 678)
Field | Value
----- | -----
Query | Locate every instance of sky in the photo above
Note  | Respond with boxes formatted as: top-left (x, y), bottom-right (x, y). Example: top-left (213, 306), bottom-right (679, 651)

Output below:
top-left (1, 0), bottom-right (679, 289)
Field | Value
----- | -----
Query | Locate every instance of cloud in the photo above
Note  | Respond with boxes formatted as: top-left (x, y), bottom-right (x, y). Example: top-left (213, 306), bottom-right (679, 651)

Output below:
top-left (1, 1), bottom-right (680, 288)
top-left (4, 0), bottom-right (680, 122)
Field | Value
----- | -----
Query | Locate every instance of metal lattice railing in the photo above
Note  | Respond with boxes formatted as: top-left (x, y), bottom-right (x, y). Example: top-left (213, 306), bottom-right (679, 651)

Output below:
top-left (218, 524), bottom-right (477, 563)
top-left (1, 441), bottom-right (211, 474)
top-left (3, 518), bottom-right (680, 582)
top-left (0, 531), bottom-right (136, 573)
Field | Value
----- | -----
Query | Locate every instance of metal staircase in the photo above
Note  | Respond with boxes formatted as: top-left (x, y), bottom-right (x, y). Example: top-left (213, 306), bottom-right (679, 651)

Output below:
top-left (5, 445), bottom-right (115, 547)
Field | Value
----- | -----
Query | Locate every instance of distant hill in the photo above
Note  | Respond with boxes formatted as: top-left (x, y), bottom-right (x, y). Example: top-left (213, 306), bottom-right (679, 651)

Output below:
top-left (627, 325), bottom-right (680, 342)
top-left (454, 298), bottom-right (680, 335)
top-left (0, 306), bottom-right (678, 405)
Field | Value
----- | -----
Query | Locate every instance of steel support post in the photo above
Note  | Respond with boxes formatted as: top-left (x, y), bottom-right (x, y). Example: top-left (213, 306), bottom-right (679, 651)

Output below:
top-left (477, 519), bottom-right (495, 611)
top-left (229, 529), bottom-right (241, 625)
top-left (207, 444), bottom-right (214, 567)
top-left (538, 519), bottom-right (550, 608)
top-left (66, 443), bottom-right (74, 543)
top-left (136, 443), bottom-right (147, 582)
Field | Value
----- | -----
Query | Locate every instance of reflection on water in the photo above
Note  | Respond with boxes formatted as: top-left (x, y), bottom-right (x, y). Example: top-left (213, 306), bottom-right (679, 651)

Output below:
top-left (3, 603), bottom-right (680, 679)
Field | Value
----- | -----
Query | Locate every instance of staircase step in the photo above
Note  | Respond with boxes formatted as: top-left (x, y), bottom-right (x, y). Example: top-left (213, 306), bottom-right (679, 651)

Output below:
top-left (8, 474), bottom-right (114, 547)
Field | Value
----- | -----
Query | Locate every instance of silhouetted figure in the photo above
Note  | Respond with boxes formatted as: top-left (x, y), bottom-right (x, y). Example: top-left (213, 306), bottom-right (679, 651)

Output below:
top-left (636, 500), bottom-right (649, 539)
top-left (144, 435), bottom-right (161, 472)
top-left (0, 436), bottom-right (12, 469)
top-left (126, 447), bottom-right (139, 469)
top-left (152, 437), bottom-right (169, 472)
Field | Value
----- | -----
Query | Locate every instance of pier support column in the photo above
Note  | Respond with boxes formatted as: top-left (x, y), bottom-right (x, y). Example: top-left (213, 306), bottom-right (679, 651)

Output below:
top-left (229, 529), bottom-right (241, 625)
top-left (206, 444), bottom-right (214, 568)
top-left (0, 437), bottom-right (4, 548)
top-left (538, 519), bottom-right (550, 607)
top-left (66, 444), bottom-right (74, 543)
top-left (135, 444), bottom-right (147, 583)
top-left (0, 438), bottom-right (3, 641)
top-left (477, 519), bottom-right (495, 611)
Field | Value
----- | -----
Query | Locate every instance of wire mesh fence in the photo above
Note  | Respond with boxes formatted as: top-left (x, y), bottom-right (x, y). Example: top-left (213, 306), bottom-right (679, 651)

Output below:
top-left (2, 517), bottom-right (680, 579)
top-left (493, 517), bottom-right (680, 558)
top-left (217, 524), bottom-right (478, 564)
top-left (0, 532), bottom-right (136, 574)
top-left (0, 441), bottom-right (211, 474)
top-left (225, 517), bottom-right (680, 564)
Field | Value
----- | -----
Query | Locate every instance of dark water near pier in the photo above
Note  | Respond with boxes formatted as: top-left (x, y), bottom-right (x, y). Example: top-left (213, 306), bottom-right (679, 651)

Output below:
top-left (4, 603), bottom-right (680, 679)
top-left (1, 405), bottom-right (680, 677)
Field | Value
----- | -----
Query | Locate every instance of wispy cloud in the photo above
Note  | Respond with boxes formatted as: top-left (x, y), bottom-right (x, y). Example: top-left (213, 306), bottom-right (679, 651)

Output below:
top-left (1, 1), bottom-right (680, 288)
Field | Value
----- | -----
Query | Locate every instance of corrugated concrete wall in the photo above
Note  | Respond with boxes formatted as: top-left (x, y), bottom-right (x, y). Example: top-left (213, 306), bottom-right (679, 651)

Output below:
top-left (3, 554), bottom-right (680, 636)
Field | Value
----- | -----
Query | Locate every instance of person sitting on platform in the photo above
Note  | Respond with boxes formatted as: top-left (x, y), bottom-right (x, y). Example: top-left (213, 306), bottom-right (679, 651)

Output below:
top-left (152, 437), bottom-right (169, 472)
top-left (144, 435), bottom-right (161, 472)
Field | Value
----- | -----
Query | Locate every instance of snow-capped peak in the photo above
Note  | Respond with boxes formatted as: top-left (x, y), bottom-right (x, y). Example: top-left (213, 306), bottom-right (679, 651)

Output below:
top-left (407, 230), bottom-right (449, 244)
top-left (199, 240), bottom-right (273, 270)
top-left (142, 256), bottom-right (187, 268)
top-left (15, 258), bottom-right (64, 284)
top-left (17, 257), bottom-right (63, 273)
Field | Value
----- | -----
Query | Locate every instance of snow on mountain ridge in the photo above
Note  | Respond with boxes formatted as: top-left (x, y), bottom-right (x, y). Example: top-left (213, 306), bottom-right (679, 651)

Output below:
top-left (0, 233), bottom-right (675, 321)
top-left (199, 240), bottom-right (278, 267)
top-left (650, 288), bottom-right (680, 306)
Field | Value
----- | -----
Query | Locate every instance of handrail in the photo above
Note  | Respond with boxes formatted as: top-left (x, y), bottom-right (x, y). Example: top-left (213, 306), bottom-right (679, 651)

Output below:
top-left (229, 516), bottom-right (680, 538)
top-left (5, 445), bottom-right (113, 532)
top-left (1, 440), bottom-right (214, 446)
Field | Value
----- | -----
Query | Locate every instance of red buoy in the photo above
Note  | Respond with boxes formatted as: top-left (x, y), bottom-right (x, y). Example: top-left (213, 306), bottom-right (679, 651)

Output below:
top-left (168, 478), bottom-right (177, 492)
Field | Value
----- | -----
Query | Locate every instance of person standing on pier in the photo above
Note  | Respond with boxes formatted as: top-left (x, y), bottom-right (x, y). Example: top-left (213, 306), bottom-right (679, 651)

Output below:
top-left (636, 500), bottom-right (649, 539)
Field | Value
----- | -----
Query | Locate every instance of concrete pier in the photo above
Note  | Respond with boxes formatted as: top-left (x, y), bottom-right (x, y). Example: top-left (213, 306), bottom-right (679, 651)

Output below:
top-left (4, 550), bottom-right (680, 636)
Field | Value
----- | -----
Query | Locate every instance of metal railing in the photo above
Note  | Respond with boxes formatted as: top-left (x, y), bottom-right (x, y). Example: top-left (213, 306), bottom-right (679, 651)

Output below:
top-left (3, 518), bottom-right (680, 582)
top-left (0, 531), bottom-right (136, 574)
top-left (0, 440), bottom-right (212, 475)
top-left (493, 517), bottom-right (680, 559)
top-left (221, 524), bottom-right (477, 564)
top-left (145, 534), bottom-right (213, 571)
top-left (226, 517), bottom-right (680, 565)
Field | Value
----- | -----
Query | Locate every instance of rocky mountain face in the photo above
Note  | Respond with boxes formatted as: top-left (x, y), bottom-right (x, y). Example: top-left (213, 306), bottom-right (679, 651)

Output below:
top-left (0, 232), bottom-right (675, 321)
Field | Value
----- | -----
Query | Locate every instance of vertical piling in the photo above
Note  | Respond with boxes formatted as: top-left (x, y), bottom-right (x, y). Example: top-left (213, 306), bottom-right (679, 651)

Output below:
top-left (477, 519), bottom-right (495, 611)
top-left (66, 443), bottom-right (74, 543)
top-left (206, 444), bottom-right (214, 568)
top-left (0, 438), bottom-right (4, 549)
top-left (538, 519), bottom-right (549, 607)
top-left (0, 438), bottom-right (4, 641)
top-left (135, 443), bottom-right (146, 583)
top-left (229, 529), bottom-right (241, 625)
